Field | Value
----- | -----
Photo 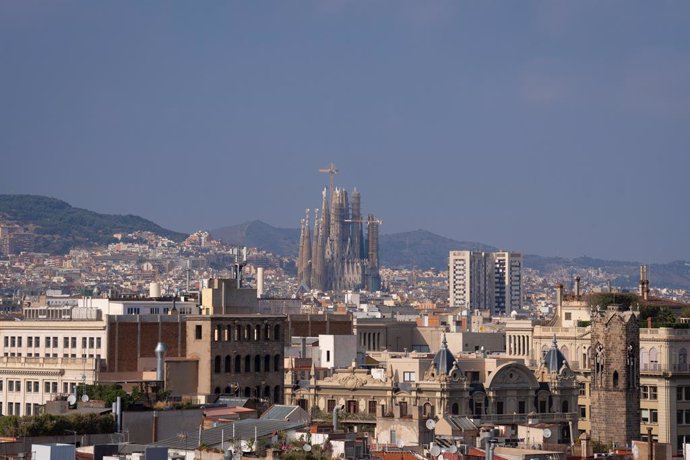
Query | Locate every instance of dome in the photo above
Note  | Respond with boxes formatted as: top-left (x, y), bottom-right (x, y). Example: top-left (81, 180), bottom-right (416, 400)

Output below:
top-left (432, 334), bottom-right (457, 375)
top-left (543, 335), bottom-right (568, 372)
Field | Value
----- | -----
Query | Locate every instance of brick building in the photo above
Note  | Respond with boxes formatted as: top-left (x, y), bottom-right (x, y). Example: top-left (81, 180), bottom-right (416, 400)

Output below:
top-left (170, 314), bottom-right (286, 404)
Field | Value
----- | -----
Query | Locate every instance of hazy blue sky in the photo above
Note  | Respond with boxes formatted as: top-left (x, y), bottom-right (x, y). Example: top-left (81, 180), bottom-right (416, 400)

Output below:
top-left (2, 1), bottom-right (689, 262)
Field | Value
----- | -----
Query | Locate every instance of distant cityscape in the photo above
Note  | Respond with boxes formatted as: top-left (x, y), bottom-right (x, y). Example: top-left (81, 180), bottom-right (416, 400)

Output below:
top-left (0, 183), bottom-right (689, 460)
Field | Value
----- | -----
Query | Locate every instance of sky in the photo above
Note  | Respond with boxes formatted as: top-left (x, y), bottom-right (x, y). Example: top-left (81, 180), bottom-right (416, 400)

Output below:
top-left (1, 1), bottom-right (689, 263)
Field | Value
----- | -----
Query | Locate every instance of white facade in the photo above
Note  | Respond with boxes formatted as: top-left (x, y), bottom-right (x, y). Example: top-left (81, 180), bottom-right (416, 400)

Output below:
top-left (0, 318), bottom-right (106, 416)
top-left (449, 250), bottom-right (522, 315)
top-left (318, 334), bottom-right (357, 369)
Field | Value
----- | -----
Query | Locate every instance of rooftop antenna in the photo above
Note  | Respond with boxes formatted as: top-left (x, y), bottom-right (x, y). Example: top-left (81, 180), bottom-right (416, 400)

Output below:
top-left (318, 162), bottom-right (338, 197)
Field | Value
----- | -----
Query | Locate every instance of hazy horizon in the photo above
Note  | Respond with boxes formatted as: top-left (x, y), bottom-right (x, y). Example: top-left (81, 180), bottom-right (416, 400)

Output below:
top-left (2, 2), bottom-right (689, 263)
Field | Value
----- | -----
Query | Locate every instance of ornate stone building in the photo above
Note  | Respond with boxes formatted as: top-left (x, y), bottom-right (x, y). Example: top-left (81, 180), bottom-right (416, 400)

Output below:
top-left (285, 335), bottom-right (578, 448)
top-left (589, 305), bottom-right (640, 448)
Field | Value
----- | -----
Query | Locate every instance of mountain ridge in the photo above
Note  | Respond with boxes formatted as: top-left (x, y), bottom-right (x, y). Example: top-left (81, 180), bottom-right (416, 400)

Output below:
top-left (210, 219), bottom-right (690, 289)
top-left (0, 194), bottom-right (187, 254)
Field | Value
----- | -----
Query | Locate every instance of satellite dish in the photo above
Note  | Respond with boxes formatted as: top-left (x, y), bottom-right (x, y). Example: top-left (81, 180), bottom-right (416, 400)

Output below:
top-left (543, 428), bottom-right (552, 439)
top-left (426, 419), bottom-right (436, 430)
top-left (448, 445), bottom-right (458, 454)
top-left (303, 444), bottom-right (312, 452)
top-left (81, 394), bottom-right (89, 402)
top-left (67, 394), bottom-right (77, 406)
top-left (396, 439), bottom-right (405, 449)
top-left (430, 445), bottom-right (441, 457)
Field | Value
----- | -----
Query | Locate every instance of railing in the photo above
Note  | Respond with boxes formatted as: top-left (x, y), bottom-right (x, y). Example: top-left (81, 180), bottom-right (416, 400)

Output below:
top-left (640, 363), bottom-right (690, 373)
top-left (471, 412), bottom-right (577, 424)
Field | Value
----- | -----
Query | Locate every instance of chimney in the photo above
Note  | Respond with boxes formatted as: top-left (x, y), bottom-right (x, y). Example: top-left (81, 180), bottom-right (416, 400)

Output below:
top-left (574, 276), bottom-right (581, 299)
top-left (155, 342), bottom-right (168, 384)
top-left (556, 283), bottom-right (563, 308)
top-left (257, 267), bottom-right (264, 298)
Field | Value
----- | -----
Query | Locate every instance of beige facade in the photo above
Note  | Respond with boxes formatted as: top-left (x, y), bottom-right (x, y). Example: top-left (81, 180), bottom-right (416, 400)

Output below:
top-left (285, 346), bottom-right (578, 448)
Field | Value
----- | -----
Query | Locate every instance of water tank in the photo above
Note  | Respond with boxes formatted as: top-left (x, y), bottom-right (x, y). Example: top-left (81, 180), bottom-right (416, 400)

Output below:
top-left (149, 282), bottom-right (161, 299)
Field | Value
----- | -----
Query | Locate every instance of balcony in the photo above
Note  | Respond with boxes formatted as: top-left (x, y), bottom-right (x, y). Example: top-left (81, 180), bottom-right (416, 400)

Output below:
top-left (471, 412), bottom-right (577, 425)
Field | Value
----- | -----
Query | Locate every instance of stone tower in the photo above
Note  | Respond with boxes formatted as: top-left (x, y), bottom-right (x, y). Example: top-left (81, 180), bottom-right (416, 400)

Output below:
top-left (589, 305), bottom-right (640, 447)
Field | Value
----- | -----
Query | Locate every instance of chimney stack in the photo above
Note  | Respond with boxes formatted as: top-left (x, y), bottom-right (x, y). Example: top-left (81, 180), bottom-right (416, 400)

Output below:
top-left (155, 342), bottom-right (168, 384)
top-left (556, 283), bottom-right (564, 308)
top-left (574, 276), bottom-right (581, 299)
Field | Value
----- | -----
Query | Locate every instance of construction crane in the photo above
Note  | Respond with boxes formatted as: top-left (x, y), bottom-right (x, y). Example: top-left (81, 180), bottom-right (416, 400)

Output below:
top-left (344, 217), bottom-right (383, 225)
top-left (318, 162), bottom-right (338, 196)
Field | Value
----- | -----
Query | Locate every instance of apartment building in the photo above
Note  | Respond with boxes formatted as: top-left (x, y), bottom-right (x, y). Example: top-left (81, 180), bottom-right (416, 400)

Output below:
top-left (448, 250), bottom-right (522, 315)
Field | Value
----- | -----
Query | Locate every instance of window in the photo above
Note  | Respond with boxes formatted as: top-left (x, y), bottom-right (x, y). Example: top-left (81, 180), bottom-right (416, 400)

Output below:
top-left (71, 337), bottom-right (76, 348)
top-left (15, 381), bottom-right (20, 392)
top-left (35, 337), bottom-right (39, 347)
top-left (17, 337), bottom-right (21, 347)
top-left (195, 325), bottom-right (202, 340)
top-left (45, 382), bottom-right (51, 393)
top-left (3, 337), bottom-right (6, 347)
top-left (327, 399), bottom-right (336, 412)
top-left (52, 337), bottom-right (58, 348)
top-left (326, 350), bottom-right (331, 363)
top-left (565, 313), bottom-right (572, 320)
top-left (579, 382), bottom-right (587, 396)
top-left (368, 400), bottom-right (377, 415)
top-left (677, 386), bottom-right (690, 401)
top-left (403, 371), bottom-right (416, 382)
top-left (10, 337), bottom-right (15, 347)
top-left (579, 405), bottom-right (587, 419)
top-left (399, 401), bottom-right (408, 417)
top-left (346, 400), bottom-right (358, 414)
top-left (52, 382), bottom-right (57, 393)
top-left (642, 409), bottom-right (659, 424)
top-left (496, 401), bottom-right (504, 415)
top-left (8, 381), bottom-right (14, 392)
top-left (96, 337), bottom-right (101, 348)
top-left (64, 337), bottom-right (69, 348)
top-left (518, 400), bottom-right (526, 413)
top-left (89, 337), bottom-right (94, 348)
top-left (28, 337), bottom-right (33, 347)
top-left (82, 337), bottom-right (87, 348)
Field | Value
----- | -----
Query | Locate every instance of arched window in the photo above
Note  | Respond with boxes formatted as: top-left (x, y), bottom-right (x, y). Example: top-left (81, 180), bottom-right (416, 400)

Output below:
top-left (264, 386), bottom-right (271, 398)
top-left (640, 348), bottom-right (648, 370)
top-left (214, 387), bottom-right (221, 394)
top-left (245, 325), bottom-right (251, 341)
top-left (561, 400), bottom-right (569, 413)
top-left (612, 370), bottom-right (619, 388)
top-left (234, 355), bottom-right (241, 373)
top-left (225, 355), bottom-right (232, 373)
top-left (265, 355), bottom-right (271, 372)
top-left (244, 355), bottom-right (251, 373)
top-left (244, 387), bottom-right (251, 397)
top-left (274, 385), bottom-right (282, 404)
top-left (274, 324), bottom-right (281, 342)
top-left (274, 354), bottom-right (282, 371)
top-left (649, 348), bottom-right (659, 370)
top-left (254, 325), bottom-right (261, 341)
top-left (254, 355), bottom-right (261, 372)
top-left (423, 403), bottom-right (433, 418)
top-left (214, 326), bottom-right (220, 342)
top-left (451, 403), bottom-right (459, 415)
top-left (265, 324), bottom-right (270, 340)
top-left (235, 325), bottom-right (241, 341)
top-left (224, 386), bottom-right (232, 394)
top-left (225, 326), bottom-right (231, 341)
top-left (214, 355), bottom-right (221, 373)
